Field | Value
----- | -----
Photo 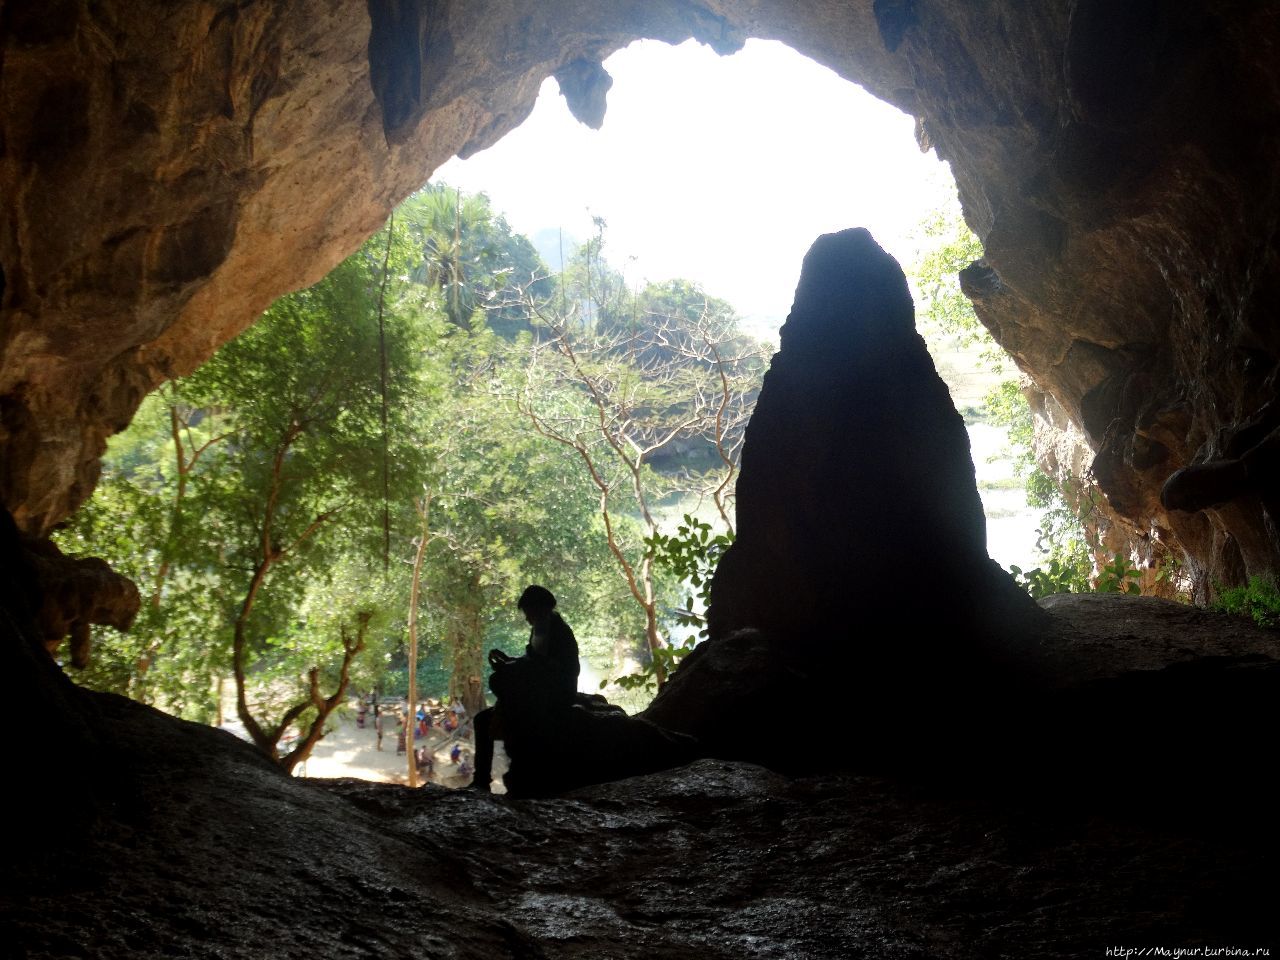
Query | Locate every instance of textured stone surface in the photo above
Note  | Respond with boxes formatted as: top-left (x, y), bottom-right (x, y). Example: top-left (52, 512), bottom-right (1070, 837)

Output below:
top-left (705, 228), bottom-right (1040, 650)
top-left (3, 1), bottom-right (1280, 594)
top-left (5, 429), bottom-right (1280, 956)
top-left (4, 593), bottom-right (1279, 959)
top-left (645, 229), bottom-right (1042, 769)
top-left (0, 1), bottom-right (750, 536)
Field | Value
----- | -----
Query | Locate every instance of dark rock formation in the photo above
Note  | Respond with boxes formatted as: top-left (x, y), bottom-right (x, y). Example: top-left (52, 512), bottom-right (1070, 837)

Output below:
top-left (645, 229), bottom-right (1043, 768)
top-left (707, 228), bottom-right (1040, 653)
top-left (16, 518), bottom-right (140, 668)
top-left (5, 5), bottom-right (1280, 953)
top-left (496, 692), bottom-right (702, 798)
top-left (646, 232), bottom-right (1279, 804)
top-left (4, 594), bottom-right (1278, 958)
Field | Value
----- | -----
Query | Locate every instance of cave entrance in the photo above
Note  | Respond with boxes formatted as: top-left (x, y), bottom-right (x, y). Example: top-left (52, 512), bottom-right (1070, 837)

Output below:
top-left (433, 38), bottom-right (1039, 572)
top-left (48, 36), bottom-right (1038, 780)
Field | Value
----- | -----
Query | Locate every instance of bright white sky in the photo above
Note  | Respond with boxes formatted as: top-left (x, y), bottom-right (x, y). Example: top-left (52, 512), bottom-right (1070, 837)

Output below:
top-left (433, 38), bottom-right (959, 341)
top-left (432, 39), bottom-right (1043, 569)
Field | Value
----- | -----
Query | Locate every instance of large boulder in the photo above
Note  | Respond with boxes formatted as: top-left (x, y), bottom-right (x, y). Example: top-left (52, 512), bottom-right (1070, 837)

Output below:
top-left (647, 229), bottom-right (1044, 767)
top-left (708, 228), bottom-right (1040, 656)
top-left (5, 596), bottom-right (1279, 958)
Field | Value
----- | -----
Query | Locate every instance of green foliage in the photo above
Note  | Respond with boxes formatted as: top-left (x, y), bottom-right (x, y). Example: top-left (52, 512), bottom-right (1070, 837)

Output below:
top-left (911, 207), bottom-right (1008, 372)
top-left (984, 380), bottom-right (1036, 477)
top-left (606, 642), bottom-right (692, 694)
top-left (380, 651), bottom-right (451, 701)
top-left (912, 209), bottom-right (981, 336)
top-left (1008, 550), bottom-right (1142, 599)
top-left (603, 515), bottom-right (733, 694)
top-left (1096, 551), bottom-right (1142, 594)
top-left (645, 514), bottom-right (733, 639)
top-left (517, 218), bottom-right (764, 696)
top-left (1210, 575), bottom-right (1280, 628)
top-left (409, 325), bottom-right (639, 701)
top-left (59, 186), bottom-right (765, 733)
top-left (54, 395), bottom-right (231, 720)
top-left (57, 220), bottom-right (429, 736)
top-left (1007, 557), bottom-right (1094, 600)
top-left (401, 183), bottom-right (552, 335)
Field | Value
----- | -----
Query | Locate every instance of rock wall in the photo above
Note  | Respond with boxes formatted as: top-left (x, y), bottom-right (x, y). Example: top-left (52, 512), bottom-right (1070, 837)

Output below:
top-left (3, 0), bottom-right (1279, 591)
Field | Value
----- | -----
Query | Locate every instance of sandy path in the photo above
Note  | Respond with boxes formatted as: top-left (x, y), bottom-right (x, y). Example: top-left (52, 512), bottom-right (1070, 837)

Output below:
top-left (294, 703), bottom-right (507, 790)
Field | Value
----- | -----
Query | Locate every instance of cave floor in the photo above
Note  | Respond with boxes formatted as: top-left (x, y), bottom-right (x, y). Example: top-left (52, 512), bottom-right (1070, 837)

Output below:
top-left (5, 701), bottom-right (1276, 960)
top-left (6, 593), bottom-right (1280, 958)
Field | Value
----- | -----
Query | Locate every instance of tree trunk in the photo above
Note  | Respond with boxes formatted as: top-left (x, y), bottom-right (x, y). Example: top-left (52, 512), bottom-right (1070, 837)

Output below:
top-left (405, 495), bottom-right (431, 787)
top-left (448, 596), bottom-right (487, 717)
top-left (278, 613), bottom-right (369, 775)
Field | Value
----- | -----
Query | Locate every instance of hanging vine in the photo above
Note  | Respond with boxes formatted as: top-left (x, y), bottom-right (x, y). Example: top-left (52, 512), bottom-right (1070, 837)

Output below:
top-left (374, 211), bottom-right (395, 572)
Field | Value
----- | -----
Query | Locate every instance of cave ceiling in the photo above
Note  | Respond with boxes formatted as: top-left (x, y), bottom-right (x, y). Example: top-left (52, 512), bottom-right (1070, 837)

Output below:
top-left (2, 0), bottom-right (1278, 586)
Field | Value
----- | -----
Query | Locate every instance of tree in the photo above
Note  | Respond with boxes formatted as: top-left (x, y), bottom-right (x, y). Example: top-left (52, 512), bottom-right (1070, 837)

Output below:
top-left (56, 219), bottom-right (430, 770)
top-left (515, 234), bottom-right (766, 687)
top-left (53, 392), bottom-right (231, 720)
top-left (412, 324), bottom-right (633, 714)
top-left (56, 191), bottom-right (744, 752)
top-left (178, 221), bottom-right (428, 771)
top-left (400, 183), bottom-right (552, 335)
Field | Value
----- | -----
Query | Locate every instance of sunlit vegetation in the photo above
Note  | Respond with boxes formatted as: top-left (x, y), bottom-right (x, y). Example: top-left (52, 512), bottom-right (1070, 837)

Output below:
top-left (55, 185), bottom-right (767, 763)
top-left (1210, 575), bottom-right (1280, 628)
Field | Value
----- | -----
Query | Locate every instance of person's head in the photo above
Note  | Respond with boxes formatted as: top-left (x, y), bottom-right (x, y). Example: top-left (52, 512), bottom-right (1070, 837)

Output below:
top-left (517, 584), bottom-right (556, 624)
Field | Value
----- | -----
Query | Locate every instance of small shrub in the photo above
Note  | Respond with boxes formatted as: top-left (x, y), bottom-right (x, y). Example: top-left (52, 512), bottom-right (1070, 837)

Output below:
top-left (1211, 575), bottom-right (1280, 628)
top-left (602, 515), bottom-right (733, 692)
top-left (1008, 557), bottom-right (1093, 599)
top-left (1095, 551), bottom-right (1142, 594)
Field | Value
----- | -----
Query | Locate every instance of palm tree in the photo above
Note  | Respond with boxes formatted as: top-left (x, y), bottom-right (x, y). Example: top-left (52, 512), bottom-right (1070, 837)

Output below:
top-left (400, 185), bottom-right (519, 330)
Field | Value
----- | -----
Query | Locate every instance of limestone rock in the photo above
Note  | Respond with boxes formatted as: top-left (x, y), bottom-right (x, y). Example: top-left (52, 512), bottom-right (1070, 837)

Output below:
top-left (5, 594), bottom-right (1279, 958)
top-left (19, 524), bottom-right (140, 668)
top-left (707, 228), bottom-right (1037, 648)
top-left (500, 693), bottom-right (702, 798)
top-left (642, 230), bottom-right (1041, 769)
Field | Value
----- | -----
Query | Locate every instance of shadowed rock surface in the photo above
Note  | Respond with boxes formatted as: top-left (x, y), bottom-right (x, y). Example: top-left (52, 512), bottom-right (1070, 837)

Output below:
top-left (4, 594), bottom-right (1278, 959)
top-left (648, 229), bottom-right (1045, 769)
top-left (6, 230), bottom-right (1279, 955)
top-left (6, 5), bottom-right (1280, 954)
top-left (707, 228), bottom-right (1041, 654)
top-left (496, 692), bottom-right (703, 799)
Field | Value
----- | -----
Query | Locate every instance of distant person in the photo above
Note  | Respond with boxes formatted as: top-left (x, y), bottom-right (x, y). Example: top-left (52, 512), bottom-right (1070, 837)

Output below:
top-left (467, 585), bottom-right (580, 792)
top-left (374, 706), bottom-right (385, 751)
top-left (415, 746), bottom-right (434, 780)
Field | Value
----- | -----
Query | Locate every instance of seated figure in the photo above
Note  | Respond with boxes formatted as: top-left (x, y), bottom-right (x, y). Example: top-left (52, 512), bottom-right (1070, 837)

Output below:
top-left (468, 585), bottom-right (579, 792)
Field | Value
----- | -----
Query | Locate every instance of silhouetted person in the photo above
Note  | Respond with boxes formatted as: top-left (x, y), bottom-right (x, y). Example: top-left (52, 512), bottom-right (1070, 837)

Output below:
top-left (468, 585), bottom-right (580, 792)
